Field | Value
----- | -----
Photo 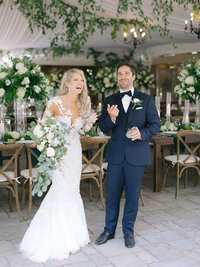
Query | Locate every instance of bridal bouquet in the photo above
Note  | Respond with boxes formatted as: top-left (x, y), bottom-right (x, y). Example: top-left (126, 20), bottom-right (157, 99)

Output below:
top-left (26, 117), bottom-right (70, 197)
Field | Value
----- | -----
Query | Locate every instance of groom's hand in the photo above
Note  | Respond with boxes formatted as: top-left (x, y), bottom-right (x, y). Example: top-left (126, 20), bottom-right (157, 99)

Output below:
top-left (131, 127), bottom-right (142, 141)
top-left (107, 104), bottom-right (119, 121)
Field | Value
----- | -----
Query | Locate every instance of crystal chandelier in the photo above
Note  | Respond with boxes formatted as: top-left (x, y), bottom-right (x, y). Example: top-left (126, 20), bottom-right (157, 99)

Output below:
top-left (123, 25), bottom-right (146, 49)
top-left (184, 2), bottom-right (200, 39)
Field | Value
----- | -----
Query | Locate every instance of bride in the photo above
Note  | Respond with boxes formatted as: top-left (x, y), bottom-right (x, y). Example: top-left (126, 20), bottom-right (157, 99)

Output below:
top-left (20, 68), bottom-right (97, 262)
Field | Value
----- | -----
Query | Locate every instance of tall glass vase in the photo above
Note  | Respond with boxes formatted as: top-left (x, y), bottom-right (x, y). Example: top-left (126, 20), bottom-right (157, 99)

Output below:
top-left (14, 98), bottom-right (26, 137)
top-left (0, 103), bottom-right (5, 140)
top-left (195, 97), bottom-right (200, 124)
top-left (182, 99), bottom-right (190, 126)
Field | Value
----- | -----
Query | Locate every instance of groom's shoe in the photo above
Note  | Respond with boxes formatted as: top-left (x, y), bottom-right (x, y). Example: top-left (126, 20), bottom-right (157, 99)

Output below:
top-left (95, 231), bottom-right (114, 245)
top-left (124, 235), bottom-right (135, 248)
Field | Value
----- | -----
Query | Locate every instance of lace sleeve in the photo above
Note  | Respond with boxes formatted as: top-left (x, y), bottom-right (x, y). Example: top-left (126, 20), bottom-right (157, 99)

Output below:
top-left (82, 97), bottom-right (96, 132)
top-left (43, 98), bottom-right (55, 118)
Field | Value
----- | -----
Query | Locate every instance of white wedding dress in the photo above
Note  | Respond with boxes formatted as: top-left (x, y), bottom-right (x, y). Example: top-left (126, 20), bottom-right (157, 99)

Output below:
top-left (20, 97), bottom-right (91, 263)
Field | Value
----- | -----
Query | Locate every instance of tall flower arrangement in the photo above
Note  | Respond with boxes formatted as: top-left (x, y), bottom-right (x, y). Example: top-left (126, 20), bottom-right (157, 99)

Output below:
top-left (0, 55), bottom-right (53, 104)
top-left (134, 69), bottom-right (156, 93)
top-left (87, 67), bottom-right (118, 95)
top-left (174, 59), bottom-right (200, 103)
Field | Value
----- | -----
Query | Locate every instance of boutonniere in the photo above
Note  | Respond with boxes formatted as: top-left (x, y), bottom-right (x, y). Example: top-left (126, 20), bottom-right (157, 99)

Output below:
top-left (131, 98), bottom-right (143, 109)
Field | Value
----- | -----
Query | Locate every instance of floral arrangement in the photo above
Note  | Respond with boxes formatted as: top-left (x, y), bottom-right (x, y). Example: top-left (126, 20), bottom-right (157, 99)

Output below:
top-left (0, 55), bottom-right (53, 105)
top-left (134, 69), bottom-right (156, 93)
top-left (174, 59), bottom-right (200, 103)
top-left (86, 67), bottom-right (118, 95)
top-left (26, 117), bottom-right (70, 197)
top-left (160, 119), bottom-right (200, 132)
top-left (3, 131), bottom-right (20, 142)
top-left (131, 98), bottom-right (143, 109)
top-left (47, 70), bottom-right (64, 93)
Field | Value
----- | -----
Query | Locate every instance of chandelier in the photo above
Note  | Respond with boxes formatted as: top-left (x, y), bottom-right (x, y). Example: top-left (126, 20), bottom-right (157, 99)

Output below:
top-left (184, 2), bottom-right (200, 39)
top-left (123, 26), bottom-right (146, 49)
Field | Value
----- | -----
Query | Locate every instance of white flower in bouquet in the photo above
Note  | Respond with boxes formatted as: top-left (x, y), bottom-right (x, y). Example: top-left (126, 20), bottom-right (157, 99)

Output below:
top-left (26, 117), bottom-right (70, 197)
top-left (46, 147), bottom-right (55, 157)
top-left (11, 131), bottom-right (20, 139)
top-left (0, 88), bottom-right (5, 97)
top-left (16, 87), bottom-right (26, 98)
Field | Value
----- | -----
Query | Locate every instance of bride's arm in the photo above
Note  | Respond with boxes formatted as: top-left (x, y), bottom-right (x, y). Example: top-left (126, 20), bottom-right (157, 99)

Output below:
top-left (43, 98), bottom-right (56, 119)
top-left (82, 98), bottom-right (98, 132)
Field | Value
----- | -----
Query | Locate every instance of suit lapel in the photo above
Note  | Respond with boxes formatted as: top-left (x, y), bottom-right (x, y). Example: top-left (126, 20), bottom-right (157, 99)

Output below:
top-left (112, 92), bottom-right (126, 123)
top-left (127, 90), bottom-right (140, 125)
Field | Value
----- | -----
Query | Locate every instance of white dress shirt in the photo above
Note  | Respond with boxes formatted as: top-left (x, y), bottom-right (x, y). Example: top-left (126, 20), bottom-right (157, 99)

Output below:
top-left (120, 88), bottom-right (134, 113)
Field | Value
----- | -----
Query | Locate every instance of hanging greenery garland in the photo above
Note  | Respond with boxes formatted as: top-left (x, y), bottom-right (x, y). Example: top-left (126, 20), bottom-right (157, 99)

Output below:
top-left (0, 0), bottom-right (198, 56)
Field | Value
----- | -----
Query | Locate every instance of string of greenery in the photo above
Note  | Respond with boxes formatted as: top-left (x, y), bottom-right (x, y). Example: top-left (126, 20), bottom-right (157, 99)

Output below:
top-left (0, 0), bottom-right (198, 56)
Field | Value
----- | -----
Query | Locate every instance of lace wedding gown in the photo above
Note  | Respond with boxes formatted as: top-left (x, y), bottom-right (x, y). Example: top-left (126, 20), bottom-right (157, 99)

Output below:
top-left (20, 97), bottom-right (92, 263)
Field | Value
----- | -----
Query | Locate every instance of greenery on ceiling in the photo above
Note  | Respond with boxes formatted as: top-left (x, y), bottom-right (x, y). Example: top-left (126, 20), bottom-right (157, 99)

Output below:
top-left (0, 0), bottom-right (199, 56)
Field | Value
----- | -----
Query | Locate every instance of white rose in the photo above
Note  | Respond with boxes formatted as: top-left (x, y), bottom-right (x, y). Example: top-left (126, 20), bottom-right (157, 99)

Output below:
top-left (187, 86), bottom-right (195, 92)
top-left (180, 69), bottom-right (188, 77)
top-left (16, 87), bottom-right (26, 98)
top-left (0, 88), bottom-right (5, 97)
top-left (137, 74), bottom-right (142, 79)
top-left (103, 77), bottom-right (109, 84)
top-left (17, 67), bottom-right (28, 75)
top-left (34, 85), bottom-right (41, 93)
top-left (31, 69), bottom-right (36, 74)
top-left (21, 77), bottom-right (30, 85)
top-left (46, 132), bottom-right (54, 140)
top-left (52, 139), bottom-right (59, 147)
top-left (46, 147), bottom-right (55, 157)
top-left (5, 80), bottom-right (11, 86)
top-left (161, 125), bottom-right (166, 131)
top-left (185, 76), bottom-right (195, 85)
top-left (33, 125), bottom-right (44, 138)
top-left (0, 72), bottom-right (7, 79)
top-left (11, 131), bottom-right (20, 139)
top-left (133, 98), bottom-right (140, 103)
top-left (16, 63), bottom-right (24, 70)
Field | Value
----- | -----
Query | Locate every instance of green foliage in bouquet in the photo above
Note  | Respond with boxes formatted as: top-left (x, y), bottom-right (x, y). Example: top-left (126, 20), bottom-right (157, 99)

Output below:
top-left (174, 59), bottom-right (200, 103)
top-left (26, 117), bottom-right (70, 197)
top-left (0, 54), bottom-right (53, 105)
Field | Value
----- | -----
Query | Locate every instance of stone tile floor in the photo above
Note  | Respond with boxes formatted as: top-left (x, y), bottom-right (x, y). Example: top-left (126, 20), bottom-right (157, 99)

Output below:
top-left (0, 163), bottom-right (200, 267)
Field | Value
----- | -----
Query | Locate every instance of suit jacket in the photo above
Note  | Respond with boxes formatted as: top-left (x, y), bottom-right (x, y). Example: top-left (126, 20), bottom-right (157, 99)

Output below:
top-left (99, 89), bottom-right (160, 166)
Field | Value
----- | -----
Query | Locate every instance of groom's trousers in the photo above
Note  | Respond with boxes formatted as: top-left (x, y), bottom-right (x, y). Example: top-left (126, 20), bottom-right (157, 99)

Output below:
top-left (104, 157), bottom-right (145, 236)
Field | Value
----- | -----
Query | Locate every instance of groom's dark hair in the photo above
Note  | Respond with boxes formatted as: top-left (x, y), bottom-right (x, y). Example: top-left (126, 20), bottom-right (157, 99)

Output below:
top-left (117, 62), bottom-right (136, 76)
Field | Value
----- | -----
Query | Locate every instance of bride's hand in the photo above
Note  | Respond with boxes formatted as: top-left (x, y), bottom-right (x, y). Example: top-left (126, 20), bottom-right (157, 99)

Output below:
top-left (90, 112), bottom-right (98, 123)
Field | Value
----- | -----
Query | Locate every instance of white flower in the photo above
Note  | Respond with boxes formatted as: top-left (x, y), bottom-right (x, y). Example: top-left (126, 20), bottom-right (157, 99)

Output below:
top-left (180, 69), bottom-right (188, 77)
top-left (52, 139), bottom-right (59, 147)
top-left (0, 72), bottom-right (7, 79)
top-left (5, 79), bottom-right (11, 86)
top-left (0, 88), bottom-right (5, 97)
top-left (34, 85), bottom-right (41, 93)
top-left (37, 144), bottom-right (45, 151)
top-left (21, 77), bottom-right (30, 85)
top-left (103, 77), bottom-right (109, 84)
top-left (185, 76), bottom-right (196, 85)
top-left (11, 131), bottom-right (20, 139)
top-left (187, 86), bottom-right (195, 92)
top-left (33, 125), bottom-right (44, 138)
top-left (16, 87), bottom-right (26, 98)
top-left (46, 132), bottom-right (54, 140)
top-left (133, 98), bottom-right (140, 103)
top-left (46, 147), bottom-right (55, 157)
top-left (137, 74), bottom-right (142, 79)
top-left (16, 63), bottom-right (24, 69)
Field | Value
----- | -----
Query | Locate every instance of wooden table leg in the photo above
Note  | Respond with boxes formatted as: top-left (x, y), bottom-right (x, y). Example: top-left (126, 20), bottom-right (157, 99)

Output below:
top-left (153, 144), bottom-right (162, 192)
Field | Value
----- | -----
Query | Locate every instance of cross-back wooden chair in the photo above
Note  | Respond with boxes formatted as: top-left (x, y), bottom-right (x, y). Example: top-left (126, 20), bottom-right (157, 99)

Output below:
top-left (21, 142), bottom-right (39, 219)
top-left (81, 137), bottom-right (110, 209)
top-left (161, 131), bottom-right (200, 198)
top-left (0, 143), bottom-right (24, 221)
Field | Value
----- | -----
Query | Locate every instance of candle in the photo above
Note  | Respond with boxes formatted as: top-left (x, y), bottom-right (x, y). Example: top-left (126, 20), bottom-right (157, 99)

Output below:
top-left (0, 122), bottom-right (4, 134)
top-left (156, 88), bottom-right (159, 96)
top-left (97, 103), bottom-right (102, 112)
top-left (166, 103), bottom-right (171, 116)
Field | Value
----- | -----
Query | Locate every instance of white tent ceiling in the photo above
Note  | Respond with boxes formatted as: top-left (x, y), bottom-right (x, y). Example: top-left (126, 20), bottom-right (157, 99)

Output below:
top-left (0, 0), bottom-right (199, 65)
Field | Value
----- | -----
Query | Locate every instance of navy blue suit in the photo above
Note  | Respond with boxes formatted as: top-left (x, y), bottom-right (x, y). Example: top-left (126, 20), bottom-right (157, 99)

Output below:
top-left (99, 89), bottom-right (160, 236)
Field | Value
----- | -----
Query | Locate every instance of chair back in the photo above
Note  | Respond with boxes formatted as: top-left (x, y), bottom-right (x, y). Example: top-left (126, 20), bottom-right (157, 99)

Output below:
top-left (176, 131), bottom-right (200, 165)
top-left (25, 143), bottom-right (39, 177)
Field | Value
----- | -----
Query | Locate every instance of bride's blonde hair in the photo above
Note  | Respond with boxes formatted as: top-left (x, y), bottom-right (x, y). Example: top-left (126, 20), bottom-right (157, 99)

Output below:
top-left (58, 68), bottom-right (90, 119)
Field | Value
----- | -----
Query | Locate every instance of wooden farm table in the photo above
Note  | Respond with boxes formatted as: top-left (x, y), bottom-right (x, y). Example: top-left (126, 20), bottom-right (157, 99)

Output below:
top-left (150, 132), bottom-right (200, 192)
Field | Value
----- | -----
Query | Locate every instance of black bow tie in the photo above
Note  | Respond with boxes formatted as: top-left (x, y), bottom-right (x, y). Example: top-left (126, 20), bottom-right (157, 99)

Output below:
top-left (119, 90), bottom-right (132, 99)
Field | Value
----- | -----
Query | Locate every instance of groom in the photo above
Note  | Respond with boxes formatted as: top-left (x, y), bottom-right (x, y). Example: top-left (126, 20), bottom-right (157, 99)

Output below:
top-left (95, 62), bottom-right (160, 248)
